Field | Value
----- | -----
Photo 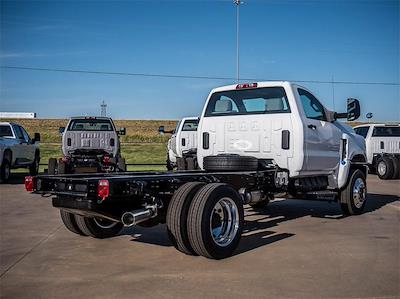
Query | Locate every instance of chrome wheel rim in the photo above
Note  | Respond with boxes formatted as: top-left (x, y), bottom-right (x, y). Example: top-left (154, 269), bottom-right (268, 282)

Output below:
top-left (93, 218), bottom-right (118, 229)
top-left (353, 178), bottom-right (366, 209)
top-left (377, 161), bottom-right (387, 176)
top-left (210, 197), bottom-right (239, 247)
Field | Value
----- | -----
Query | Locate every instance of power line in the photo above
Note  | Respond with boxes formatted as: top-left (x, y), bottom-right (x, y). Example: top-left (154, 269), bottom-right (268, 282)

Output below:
top-left (1, 65), bottom-right (399, 86)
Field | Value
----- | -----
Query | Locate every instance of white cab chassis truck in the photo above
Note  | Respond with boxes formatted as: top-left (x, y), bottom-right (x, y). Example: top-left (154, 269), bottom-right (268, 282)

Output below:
top-left (26, 82), bottom-right (367, 260)
top-left (0, 122), bottom-right (41, 182)
top-left (48, 116), bottom-right (127, 174)
top-left (354, 123), bottom-right (400, 179)
top-left (159, 117), bottom-right (199, 170)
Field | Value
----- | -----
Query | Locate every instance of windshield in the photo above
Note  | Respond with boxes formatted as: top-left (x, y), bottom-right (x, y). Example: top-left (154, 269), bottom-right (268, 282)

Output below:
top-left (372, 126), bottom-right (400, 137)
top-left (68, 119), bottom-right (114, 131)
top-left (0, 125), bottom-right (13, 137)
top-left (182, 119), bottom-right (198, 131)
top-left (204, 87), bottom-right (290, 117)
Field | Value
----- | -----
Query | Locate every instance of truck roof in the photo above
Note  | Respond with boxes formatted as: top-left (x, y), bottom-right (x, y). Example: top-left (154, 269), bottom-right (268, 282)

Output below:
top-left (0, 122), bottom-right (16, 126)
top-left (210, 81), bottom-right (296, 93)
top-left (69, 116), bottom-right (113, 120)
top-left (354, 123), bottom-right (400, 128)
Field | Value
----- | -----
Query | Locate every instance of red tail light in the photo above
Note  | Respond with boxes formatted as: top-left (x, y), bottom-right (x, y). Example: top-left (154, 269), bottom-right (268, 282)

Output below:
top-left (236, 82), bottom-right (258, 89)
top-left (97, 179), bottom-right (110, 201)
top-left (103, 156), bottom-right (110, 165)
top-left (61, 156), bottom-right (70, 164)
top-left (25, 176), bottom-right (35, 192)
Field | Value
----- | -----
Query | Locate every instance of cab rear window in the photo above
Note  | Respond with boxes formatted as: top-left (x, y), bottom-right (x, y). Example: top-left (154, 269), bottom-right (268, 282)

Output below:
top-left (204, 87), bottom-right (290, 117)
top-left (0, 125), bottom-right (13, 137)
top-left (372, 126), bottom-right (400, 137)
top-left (68, 119), bottom-right (113, 131)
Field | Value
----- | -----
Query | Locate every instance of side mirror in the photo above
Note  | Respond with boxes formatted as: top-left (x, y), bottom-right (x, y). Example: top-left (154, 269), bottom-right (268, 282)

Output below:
top-left (59, 127), bottom-right (65, 134)
top-left (33, 133), bottom-right (41, 143)
top-left (347, 98), bottom-right (360, 121)
top-left (158, 126), bottom-right (165, 135)
top-left (118, 128), bottom-right (126, 136)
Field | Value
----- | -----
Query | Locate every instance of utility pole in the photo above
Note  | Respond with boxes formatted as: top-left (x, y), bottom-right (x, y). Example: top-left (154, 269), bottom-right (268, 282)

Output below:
top-left (234, 0), bottom-right (243, 84)
top-left (101, 100), bottom-right (107, 117)
top-left (331, 75), bottom-right (335, 111)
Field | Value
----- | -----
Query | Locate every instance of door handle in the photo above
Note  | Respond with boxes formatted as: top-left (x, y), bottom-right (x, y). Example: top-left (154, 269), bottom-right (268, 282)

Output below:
top-left (307, 124), bottom-right (317, 130)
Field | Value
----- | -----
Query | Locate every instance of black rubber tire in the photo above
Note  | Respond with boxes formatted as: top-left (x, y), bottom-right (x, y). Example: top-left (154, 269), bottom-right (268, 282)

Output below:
top-left (74, 215), bottom-right (123, 238)
top-left (388, 156), bottom-right (399, 179)
top-left (187, 183), bottom-right (244, 259)
top-left (60, 210), bottom-right (87, 236)
top-left (376, 157), bottom-right (394, 180)
top-left (29, 151), bottom-right (40, 175)
top-left (340, 169), bottom-right (367, 216)
top-left (166, 155), bottom-right (174, 171)
top-left (0, 159), bottom-right (11, 183)
top-left (117, 157), bottom-right (126, 172)
top-left (203, 155), bottom-right (258, 171)
top-left (57, 161), bottom-right (66, 174)
top-left (48, 158), bottom-right (57, 175)
top-left (166, 182), bottom-right (206, 255)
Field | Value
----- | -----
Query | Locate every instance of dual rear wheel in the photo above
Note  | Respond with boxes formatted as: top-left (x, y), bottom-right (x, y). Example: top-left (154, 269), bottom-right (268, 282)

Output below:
top-left (167, 182), bottom-right (244, 259)
top-left (59, 210), bottom-right (123, 238)
top-left (376, 156), bottom-right (400, 180)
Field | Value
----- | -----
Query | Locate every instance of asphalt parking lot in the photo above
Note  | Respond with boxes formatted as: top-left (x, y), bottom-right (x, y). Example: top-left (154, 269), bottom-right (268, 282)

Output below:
top-left (0, 174), bottom-right (399, 299)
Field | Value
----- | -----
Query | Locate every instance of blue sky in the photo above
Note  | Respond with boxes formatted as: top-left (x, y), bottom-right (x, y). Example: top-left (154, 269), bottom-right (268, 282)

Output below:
top-left (0, 0), bottom-right (398, 121)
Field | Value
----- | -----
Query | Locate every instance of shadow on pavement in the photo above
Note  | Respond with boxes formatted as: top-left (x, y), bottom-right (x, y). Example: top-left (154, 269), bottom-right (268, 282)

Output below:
top-left (1, 172), bottom-right (33, 185)
top-left (122, 192), bottom-right (399, 256)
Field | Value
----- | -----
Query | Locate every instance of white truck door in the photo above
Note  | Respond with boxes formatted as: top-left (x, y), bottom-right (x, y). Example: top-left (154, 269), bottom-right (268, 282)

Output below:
top-left (297, 88), bottom-right (341, 173)
top-left (11, 125), bottom-right (29, 165)
top-left (20, 126), bottom-right (35, 163)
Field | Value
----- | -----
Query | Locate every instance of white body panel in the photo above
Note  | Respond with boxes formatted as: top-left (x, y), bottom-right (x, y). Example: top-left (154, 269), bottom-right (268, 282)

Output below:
top-left (167, 117), bottom-right (198, 164)
top-left (354, 124), bottom-right (400, 164)
top-left (197, 82), bottom-right (366, 189)
top-left (62, 117), bottom-right (120, 157)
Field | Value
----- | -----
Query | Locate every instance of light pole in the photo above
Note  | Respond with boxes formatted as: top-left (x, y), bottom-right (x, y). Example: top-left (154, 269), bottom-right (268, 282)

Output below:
top-left (234, 0), bottom-right (243, 84)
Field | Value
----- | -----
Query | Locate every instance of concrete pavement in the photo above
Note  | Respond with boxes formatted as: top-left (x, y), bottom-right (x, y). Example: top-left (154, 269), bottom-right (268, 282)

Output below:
top-left (0, 174), bottom-right (399, 299)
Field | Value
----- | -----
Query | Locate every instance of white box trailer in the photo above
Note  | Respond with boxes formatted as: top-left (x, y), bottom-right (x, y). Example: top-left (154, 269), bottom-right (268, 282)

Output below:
top-left (0, 112), bottom-right (36, 119)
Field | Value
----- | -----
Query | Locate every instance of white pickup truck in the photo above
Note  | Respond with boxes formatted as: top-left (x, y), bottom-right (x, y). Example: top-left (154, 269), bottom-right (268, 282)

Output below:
top-left (0, 122), bottom-right (41, 182)
top-left (354, 123), bottom-right (400, 179)
top-left (27, 81), bottom-right (368, 260)
top-left (159, 117), bottom-right (199, 170)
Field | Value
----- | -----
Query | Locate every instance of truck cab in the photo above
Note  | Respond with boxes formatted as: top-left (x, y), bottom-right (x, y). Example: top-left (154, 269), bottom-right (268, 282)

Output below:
top-left (49, 116), bottom-right (126, 174)
top-left (159, 117), bottom-right (199, 170)
top-left (0, 122), bottom-right (41, 182)
top-left (197, 81), bottom-right (366, 189)
top-left (354, 123), bottom-right (400, 179)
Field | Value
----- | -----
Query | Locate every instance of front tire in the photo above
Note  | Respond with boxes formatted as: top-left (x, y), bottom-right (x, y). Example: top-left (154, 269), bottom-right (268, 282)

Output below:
top-left (74, 215), bottom-right (123, 238)
top-left (187, 183), bottom-right (244, 259)
top-left (340, 169), bottom-right (367, 216)
top-left (117, 157), bottom-right (126, 172)
top-left (48, 158), bottom-right (57, 175)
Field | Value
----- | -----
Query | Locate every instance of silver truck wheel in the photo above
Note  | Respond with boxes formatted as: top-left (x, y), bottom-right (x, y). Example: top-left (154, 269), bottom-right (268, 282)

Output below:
top-left (187, 183), bottom-right (244, 259)
top-left (340, 169), bottom-right (367, 216)
top-left (376, 157), bottom-right (394, 180)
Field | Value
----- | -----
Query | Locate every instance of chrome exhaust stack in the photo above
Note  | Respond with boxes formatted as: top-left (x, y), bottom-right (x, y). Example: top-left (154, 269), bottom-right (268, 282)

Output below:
top-left (121, 206), bottom-right (157, 227)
